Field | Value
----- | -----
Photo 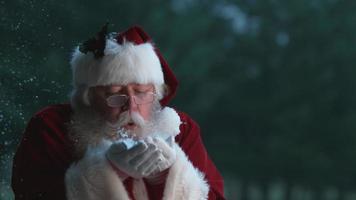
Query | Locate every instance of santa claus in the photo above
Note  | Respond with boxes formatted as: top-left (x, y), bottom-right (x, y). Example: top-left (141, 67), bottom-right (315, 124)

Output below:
top-left (12, 25), bottom-right (225, 200)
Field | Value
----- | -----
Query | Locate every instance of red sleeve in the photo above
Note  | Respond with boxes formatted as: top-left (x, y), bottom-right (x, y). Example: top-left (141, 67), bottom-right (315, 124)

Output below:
top-left (11, 105), bottom-right (73, 200)
top-left (176, 112), bottom-right (225, 200)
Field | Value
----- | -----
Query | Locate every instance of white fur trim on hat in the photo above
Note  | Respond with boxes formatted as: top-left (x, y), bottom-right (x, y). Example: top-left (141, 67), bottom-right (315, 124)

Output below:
top-left (71, 39), bottom-right (164, 88)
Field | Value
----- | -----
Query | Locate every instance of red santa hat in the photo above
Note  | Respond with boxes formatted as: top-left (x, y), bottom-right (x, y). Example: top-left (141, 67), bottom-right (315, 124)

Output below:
top-left (70, 25), bottom-right (178, 107)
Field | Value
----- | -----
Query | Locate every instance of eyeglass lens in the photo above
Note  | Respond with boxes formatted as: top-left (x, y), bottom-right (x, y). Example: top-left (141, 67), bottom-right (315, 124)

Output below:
top-left (106, 93), bottom-right (155, 107)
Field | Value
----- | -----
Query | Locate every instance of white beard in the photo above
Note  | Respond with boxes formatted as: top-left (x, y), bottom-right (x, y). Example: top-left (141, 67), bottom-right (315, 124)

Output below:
top-left (106, 110), bottom-right (152, 139)
top-left (68, 107), bottom-right (110, 159)
top-left (68, 101), bottom-right (181, 159)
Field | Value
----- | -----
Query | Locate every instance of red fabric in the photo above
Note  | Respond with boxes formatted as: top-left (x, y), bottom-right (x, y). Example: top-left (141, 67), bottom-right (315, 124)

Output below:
top-left (123, 178), bottom-right (135, 200)
top-left (11, 105), bottom-right (74, 200)
top-left (143, 169), bottom-right (169, 200)
top-left (144, 180), bottom-right (166, 200)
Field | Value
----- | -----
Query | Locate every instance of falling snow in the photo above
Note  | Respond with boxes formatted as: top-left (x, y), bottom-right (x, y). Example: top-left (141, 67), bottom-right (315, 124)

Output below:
top-left (1, 1), bottom-right (71, 198)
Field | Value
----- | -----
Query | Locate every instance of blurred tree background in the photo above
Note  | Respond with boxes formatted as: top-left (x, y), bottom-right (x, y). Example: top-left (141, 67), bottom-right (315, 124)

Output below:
top-left (1, 0), bottom-right (356, 199)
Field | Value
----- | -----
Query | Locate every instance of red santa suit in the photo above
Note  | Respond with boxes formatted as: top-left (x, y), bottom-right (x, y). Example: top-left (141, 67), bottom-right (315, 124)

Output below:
top-left (11, 26), bottom-right (225, 200)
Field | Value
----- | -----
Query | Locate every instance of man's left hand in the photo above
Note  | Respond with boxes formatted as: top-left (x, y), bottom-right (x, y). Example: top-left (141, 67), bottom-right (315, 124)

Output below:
top-left (145, 136), bottom-right (176, 175)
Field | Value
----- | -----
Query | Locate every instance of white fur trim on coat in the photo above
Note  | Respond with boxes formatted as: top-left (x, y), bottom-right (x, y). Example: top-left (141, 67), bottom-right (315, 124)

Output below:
top-left (65, 142), bottom-right (209, 200)
top-left (162, 143), bottom-right (209, 200)
top-left (71, 40), bottom-right (164, 88)
top-left (65, 140), bottom-right (131, 200)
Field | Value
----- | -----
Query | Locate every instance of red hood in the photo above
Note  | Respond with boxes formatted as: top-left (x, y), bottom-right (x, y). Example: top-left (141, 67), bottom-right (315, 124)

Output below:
top-left (116, 26), bottom-right (178, 106)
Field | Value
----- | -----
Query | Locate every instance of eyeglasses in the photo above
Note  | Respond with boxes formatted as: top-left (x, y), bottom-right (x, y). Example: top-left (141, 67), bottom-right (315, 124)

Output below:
top-left (106, 92), bottom-right (156, 107)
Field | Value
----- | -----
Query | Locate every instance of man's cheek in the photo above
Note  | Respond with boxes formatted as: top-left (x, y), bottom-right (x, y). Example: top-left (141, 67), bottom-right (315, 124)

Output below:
top-left (106, 108), bottom-right (122, 121)
top-left (141, 107), bottom-right (153, 121)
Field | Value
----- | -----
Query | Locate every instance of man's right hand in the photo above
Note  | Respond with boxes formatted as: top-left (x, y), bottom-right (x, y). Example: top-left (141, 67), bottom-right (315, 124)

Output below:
top-left (106, 141), bottom-right (162, 179)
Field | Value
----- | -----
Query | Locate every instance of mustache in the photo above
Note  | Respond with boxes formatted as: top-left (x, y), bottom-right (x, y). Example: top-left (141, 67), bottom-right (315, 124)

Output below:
top-left (112, 111), bottom-right (146, 128)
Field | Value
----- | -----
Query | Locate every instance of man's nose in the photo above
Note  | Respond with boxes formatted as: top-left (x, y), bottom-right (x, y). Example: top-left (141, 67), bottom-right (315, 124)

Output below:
top-left (122, 96), bottom-right (137, 112)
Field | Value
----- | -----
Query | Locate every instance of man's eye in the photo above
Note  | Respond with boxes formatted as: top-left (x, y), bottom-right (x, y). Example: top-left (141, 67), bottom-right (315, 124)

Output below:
top-left (135, 89), bottom-right (148, 94)
top-left (105, 92), bottom-right (119, 97)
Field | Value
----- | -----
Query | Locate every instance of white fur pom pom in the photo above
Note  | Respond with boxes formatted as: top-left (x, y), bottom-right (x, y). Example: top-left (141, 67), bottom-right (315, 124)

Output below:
top-left (155, 107), bottom-right (181, 139)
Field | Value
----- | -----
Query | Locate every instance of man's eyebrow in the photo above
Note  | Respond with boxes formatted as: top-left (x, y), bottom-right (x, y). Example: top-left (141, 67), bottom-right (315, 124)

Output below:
top-left (135, 86), bottom-right (154, 91)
